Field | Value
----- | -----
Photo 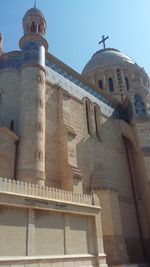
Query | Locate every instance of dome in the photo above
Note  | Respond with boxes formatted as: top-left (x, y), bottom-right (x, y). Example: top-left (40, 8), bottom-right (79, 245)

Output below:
top-left (81, 47), bottom-right (150, 111)
top-left (82, 48), bottom-right (138, 75)
top-left (22, 7), bottom-right (46, 36)
top-left (23, 7), bottom-right (45, 21)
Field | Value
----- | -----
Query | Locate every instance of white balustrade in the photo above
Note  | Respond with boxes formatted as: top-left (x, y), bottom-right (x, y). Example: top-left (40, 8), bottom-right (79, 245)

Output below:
top-left (0, 177), bottom-right (97, 206)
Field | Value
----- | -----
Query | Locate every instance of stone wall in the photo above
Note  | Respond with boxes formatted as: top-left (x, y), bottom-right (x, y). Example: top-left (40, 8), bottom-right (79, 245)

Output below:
top-left (136, 118), bottom-right (150, 181)
top-left (0, 128), bottom-right (18, 178)
top-left (45, 83), bottom-right (59, 187)
top-left (0, 177), bottom-right (107, 267)
top-left (0, 70), bottom-right (20, 133)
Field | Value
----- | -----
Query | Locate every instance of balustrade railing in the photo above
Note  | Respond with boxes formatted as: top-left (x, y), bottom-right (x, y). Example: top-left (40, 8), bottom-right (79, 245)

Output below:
top-left (0, 177), bottom-right (99, 206)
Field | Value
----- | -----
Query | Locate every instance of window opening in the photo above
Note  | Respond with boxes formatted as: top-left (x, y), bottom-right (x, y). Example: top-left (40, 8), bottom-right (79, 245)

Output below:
top-left (85, 102), bottom-right (90, 135)
top-left (94, 106), bottom-right (99, 138)
top-left (98, 80), bottom-right (103, 89)
top-left (125, 77), bottom-right (130, 90)
top-left (108, 78), bottom-right (114, 92)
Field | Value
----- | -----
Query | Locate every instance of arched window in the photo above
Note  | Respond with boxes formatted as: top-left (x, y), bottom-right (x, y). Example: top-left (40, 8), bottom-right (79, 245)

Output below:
top-left (30, 21), bottom-right (36, 33)
top-left (93, 104), bottom-right (101, 139)
top-left (85, 101), bottom-right (90, 134)
top-left (38, 24), bottom-right (42, 34)
top-left (98, 79), bottom-right (103, 89)
top-left (125, 77), bottom-right (130, 90)
top-left (134, 95), bottom-right (146, 116)
top-left (108, 78), bottom-right (114, 92)
top-left (84, 99), bottom-right (92, 135)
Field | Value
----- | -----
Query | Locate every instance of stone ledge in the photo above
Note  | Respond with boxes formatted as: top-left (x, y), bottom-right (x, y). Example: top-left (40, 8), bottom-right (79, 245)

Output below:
top-left (0, 254), bottom-right (106, 265)
top-left (0, 253), bottom-right (104, 260)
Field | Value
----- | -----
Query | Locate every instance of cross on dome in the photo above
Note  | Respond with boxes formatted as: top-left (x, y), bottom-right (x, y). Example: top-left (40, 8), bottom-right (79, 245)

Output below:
top-left (99, 35), bottom-right (109, 49)
top-left (34, 0), bottom-right (37, 8)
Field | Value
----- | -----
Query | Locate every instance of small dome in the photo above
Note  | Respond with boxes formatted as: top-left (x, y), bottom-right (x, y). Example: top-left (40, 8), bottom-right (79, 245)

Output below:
top-left (23, 7), bottom-right (45, 19)
top-left (22, 7), bottom-right (46, 36)
top-left (82, 48), bottom-right (138, 75)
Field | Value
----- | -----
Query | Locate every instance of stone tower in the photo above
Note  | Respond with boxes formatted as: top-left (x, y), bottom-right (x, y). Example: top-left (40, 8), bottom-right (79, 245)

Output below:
top-left (17, 7), bottom-right (48, 185)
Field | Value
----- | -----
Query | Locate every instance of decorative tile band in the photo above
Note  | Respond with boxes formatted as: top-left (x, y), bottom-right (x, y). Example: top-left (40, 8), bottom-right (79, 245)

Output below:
top-left (22, 40), bottom-right (42, 51)
top-left (22, 40), bottom-right (45, 66)
top-left (0, 56), bottom-right (22, 70)
top-left (46, 58), bottom-right (115, 109)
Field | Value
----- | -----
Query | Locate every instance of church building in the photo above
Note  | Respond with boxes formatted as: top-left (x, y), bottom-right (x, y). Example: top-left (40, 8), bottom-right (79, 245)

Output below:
top-left (0, 5), bottom-right (150, 267)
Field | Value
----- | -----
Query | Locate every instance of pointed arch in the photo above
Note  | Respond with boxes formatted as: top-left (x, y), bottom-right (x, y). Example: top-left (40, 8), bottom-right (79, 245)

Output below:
top-left (93, 103), bottom-right (101, 139)
top-left (83, 98), bottom-right (93, 135)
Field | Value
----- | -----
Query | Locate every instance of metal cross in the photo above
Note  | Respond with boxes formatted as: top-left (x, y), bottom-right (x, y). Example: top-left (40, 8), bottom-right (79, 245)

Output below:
top-left (99, 35), bottom-right (109, 49)
top-left (34, 0), bottom-right (37, 8)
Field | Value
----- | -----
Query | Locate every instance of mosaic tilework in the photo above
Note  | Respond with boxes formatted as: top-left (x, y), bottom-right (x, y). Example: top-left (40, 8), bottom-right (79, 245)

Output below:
top-left (22, 40), bottom-right (45, 66)
top-left (46, 59), bottom-right (115, 109)
top-left (0, 40), bottom-right (45, 71)
top-left (22, 41), bottom-right (41, 51)
top-left (0, 56), bottom-right (22, 70)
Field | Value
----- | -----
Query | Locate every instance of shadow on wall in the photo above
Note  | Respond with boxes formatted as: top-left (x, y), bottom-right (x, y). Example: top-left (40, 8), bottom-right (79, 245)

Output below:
top-left (0, 154), bottom-right (12, 178)
top-left (76, 112), bottom-right (146, 265)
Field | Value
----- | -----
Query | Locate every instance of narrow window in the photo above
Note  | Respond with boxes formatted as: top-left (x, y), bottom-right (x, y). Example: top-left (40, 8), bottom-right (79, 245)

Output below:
top-left (30, 21), bottom-right (36, 33)
top-left (108, 78), bottom-right (114, 92)
top-left (85, 102), bottom-right (90, 135)
top-left (38, 24), bottom-right (42, 34)
top-left (98, 79), bottom-right (103, 89)
top-left (94, 105), bottom-right (100, 138)
top-left (10, 120), bottom-right (14, 131)
top-left (125, 77), bottom-right (130, 90)
top-left (39, 152), bottom-right (41, 160)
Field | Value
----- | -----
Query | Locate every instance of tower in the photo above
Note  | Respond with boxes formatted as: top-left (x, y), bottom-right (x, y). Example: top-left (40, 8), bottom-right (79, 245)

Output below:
top-left (17, 7), bottom-right (48, 185)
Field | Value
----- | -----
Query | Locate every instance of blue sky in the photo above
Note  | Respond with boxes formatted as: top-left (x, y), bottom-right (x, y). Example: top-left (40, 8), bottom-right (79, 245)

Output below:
top-left (0, 0), bottom-right (150, 75)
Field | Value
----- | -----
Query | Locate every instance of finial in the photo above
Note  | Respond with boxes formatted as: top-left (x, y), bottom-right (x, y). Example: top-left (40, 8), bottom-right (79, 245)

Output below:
top-left (0, 33), bottom-right (3, 55)
top-left (99, 35), bottom-right (109, 49)
top-left (33, 0), bottom-right (37, 8)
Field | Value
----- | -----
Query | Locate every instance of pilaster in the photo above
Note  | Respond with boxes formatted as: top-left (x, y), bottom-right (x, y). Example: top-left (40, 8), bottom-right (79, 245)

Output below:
top-left (26, 208), bottom-right (35, 256)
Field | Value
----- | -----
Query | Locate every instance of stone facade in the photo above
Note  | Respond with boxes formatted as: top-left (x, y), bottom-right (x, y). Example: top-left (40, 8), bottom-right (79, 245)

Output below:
top-left (0, 6), bottom-right (150, 267)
